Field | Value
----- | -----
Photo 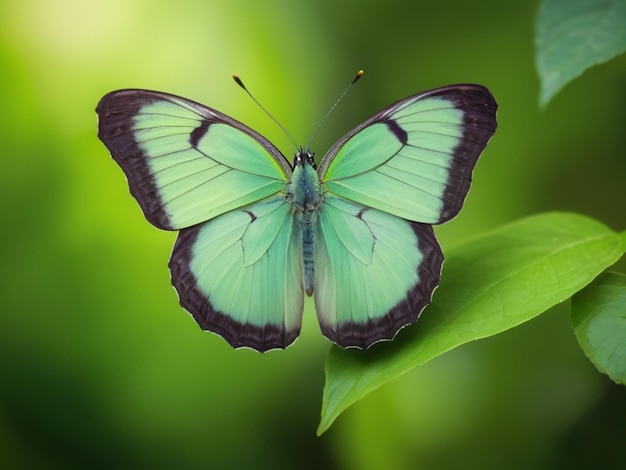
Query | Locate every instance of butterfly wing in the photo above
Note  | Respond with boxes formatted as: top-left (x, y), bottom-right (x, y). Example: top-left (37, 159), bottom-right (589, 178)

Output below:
top-left (96, 89), bottom-right (292, 230)
top-left (318, 84), bottom-right (497, 223)
top-left (314, 85), bottom-right (497, 347)
top-left (314, 195), bottom-right (442, 348)
top-left (170, 195), bottom-right (303, 351)
top-left (97, 90), bottom-right (302, 351)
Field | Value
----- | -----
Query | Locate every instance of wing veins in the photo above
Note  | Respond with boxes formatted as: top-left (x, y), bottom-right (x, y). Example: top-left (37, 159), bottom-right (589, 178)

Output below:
top-left (330, 175), bottom-right (440, 212)
top-left (149, 161), bottom-right (226, 184)
top-left (194, 232), bottom-right (243, 281)
top-left (397, 148), bottom-right (451, 168)
top-left (396, 127), bottom-right (464, 139)
top-left (137, 111), bottom-right (207, 122)
top-left (405, 143), bottom-right (455, 157)
top-left (133, 122), bottom-right (200, 131)
top-left (135, 130), bottom-right (196, 145)
top-left (383, 161), bottom-right (450, 184)
top-left (156, 168), bottom-right (234, 201)
top-left (373, 168), bottom-right (444, 199)
top-left (391, 105), bottom-right (457, 118)
top-left (158, 168), bottom-right (280, 208)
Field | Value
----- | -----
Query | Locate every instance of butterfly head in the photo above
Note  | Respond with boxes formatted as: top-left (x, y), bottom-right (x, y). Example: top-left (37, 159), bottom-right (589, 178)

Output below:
top-left (293, 148), bottom-right (316, 170)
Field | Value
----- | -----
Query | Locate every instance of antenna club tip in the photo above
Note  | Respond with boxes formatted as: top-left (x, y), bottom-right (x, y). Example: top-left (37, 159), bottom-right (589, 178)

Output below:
top-left (353, 69), bottom-right (364, 84)
top-left (232, 74), bottom-right (245, 89)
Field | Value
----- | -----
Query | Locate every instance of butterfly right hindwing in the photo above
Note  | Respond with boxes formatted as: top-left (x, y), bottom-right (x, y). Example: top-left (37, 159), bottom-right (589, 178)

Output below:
top-left (313, 194), bottom-right (443, 348)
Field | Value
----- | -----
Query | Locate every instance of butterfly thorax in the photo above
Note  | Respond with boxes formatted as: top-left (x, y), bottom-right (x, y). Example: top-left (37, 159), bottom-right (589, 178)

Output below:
top-left (289, 149), bottom-right (320, 210)
top-left (289, 149), bottom-right (321, 296)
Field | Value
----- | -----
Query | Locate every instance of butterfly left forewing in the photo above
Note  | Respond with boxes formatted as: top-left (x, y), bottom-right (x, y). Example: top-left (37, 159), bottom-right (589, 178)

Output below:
top-left (97, 89), bottom-right (292, 230)
top-left (169, 194), bottom-right (304, 351)
top-left (314, 195), bottom-right (443, 348)
top-left (318, 84), bottom-right (497, 224)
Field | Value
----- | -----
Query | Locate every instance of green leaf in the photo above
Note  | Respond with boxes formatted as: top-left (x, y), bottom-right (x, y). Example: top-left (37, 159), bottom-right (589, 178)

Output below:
top-left (318, 212), bottom-right (624, 435)
top-left (535, 0), bottom-right (626, 106)
top-left (572, 272), bottom-right (626, 385)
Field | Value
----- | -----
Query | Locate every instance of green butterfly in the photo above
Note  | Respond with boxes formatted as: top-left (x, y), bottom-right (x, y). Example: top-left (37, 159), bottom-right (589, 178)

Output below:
top-left (96, 80), bottom-right (497, 351)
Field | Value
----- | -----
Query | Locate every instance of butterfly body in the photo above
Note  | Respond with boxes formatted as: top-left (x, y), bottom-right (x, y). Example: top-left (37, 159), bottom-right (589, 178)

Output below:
top-left (288, 151), bottom-right (320, 296)
top-left (97, 84), bottom-right (497, 351)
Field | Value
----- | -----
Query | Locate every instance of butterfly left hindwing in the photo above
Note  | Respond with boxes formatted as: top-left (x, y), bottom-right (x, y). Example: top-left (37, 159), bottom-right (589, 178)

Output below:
top-left (169, 195), bottom-right (304, 351)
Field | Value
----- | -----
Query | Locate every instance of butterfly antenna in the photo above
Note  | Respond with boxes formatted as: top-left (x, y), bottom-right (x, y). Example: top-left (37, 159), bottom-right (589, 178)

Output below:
top-left (232, 74), bottom-right (299, 151)
top-left (305, 69), bottom-right (364, 152)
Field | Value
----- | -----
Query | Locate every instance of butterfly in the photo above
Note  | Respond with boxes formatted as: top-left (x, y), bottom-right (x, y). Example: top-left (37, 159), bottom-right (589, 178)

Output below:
top-left (96, 77), bottom-right (497, 352)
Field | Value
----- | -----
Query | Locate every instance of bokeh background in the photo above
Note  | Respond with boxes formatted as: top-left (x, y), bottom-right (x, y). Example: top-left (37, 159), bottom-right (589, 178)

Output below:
top-left (1, 0), bottom-right (625, 468)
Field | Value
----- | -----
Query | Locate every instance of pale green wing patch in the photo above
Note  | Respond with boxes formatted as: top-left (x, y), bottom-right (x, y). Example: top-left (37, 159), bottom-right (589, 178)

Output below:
top-left (169, 195), bottom-right (304, 352)
top-left (97, 89), bottom-right (291, 230)
top-left (314, 195), bottom-right (443, 348)
top-left (318, 85), bottom-right (497, 224)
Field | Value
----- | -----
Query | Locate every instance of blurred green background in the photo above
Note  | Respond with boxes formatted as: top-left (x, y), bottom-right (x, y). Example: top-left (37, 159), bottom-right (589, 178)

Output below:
top-left (1, 0), bottom-right (625, 468)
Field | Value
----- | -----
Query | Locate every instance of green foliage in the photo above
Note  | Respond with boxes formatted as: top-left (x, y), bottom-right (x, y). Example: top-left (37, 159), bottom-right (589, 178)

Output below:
top-left (573, 271), bottom-right (626, 385)
top-left (319, 213), bottom-right (625, 433)
top-left (536, 0), bottom-right (626, 106)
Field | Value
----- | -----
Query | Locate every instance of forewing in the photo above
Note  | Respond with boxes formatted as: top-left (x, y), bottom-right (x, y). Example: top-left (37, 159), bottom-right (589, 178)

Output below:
top-left (169, 195), bottom-right (304, 351)
top-left (318, 85), bottom-right (497, 224)
top-left (97, 89), bottom-right (292, 230)
top-left (314, 195), bottom-right (443, 348)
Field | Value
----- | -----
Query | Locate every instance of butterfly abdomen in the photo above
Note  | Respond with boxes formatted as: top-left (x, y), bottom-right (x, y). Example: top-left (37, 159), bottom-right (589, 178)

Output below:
top-left (289, 154), bottom-right (321, 297)
top-left (302, 215), bottom-right (316, 296)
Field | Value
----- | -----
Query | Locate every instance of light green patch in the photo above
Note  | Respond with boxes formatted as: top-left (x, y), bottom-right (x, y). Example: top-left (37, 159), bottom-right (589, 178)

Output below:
top-left (242, 197), bottom-right (291, 266)
top-left (191, 195), bottom-right (303, 329)
top-left (321, 96), bottom-right (464, 223)
top-left (132, 104), bottom-right (289, 229)
top-left (197, 124), bottom-right (286, 179)
top-left (324, 123), bottom-right (403, 179)
top-left (322, 196), bottom-right (374, 265)
top-left (315, 196), bottom-right (420, 327)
